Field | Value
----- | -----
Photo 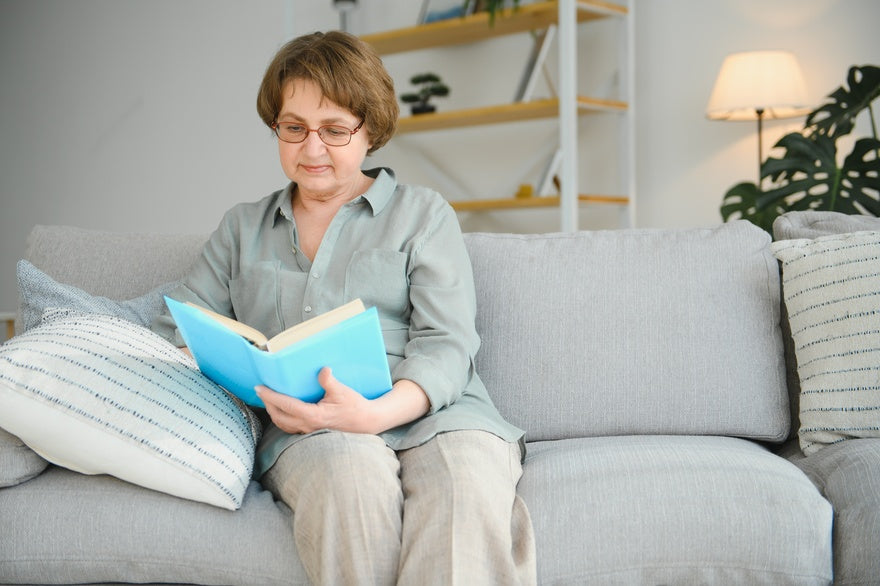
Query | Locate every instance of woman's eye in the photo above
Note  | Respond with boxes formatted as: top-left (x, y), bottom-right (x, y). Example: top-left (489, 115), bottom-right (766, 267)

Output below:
top-left (324, 126), bottom-right (347, 137)
top-left (285, 125), bottom-right (306, 133)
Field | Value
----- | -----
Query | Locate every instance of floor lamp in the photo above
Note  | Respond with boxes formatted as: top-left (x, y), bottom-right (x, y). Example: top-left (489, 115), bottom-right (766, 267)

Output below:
top-left (706, 50), bottom-right (811, 186)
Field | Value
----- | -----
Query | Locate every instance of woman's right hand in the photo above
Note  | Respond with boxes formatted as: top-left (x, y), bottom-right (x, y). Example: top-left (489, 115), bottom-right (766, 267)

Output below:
top-left (257, 367), bottom-right (430, 435)
top-left (256, 367), bottom-right (373, 435)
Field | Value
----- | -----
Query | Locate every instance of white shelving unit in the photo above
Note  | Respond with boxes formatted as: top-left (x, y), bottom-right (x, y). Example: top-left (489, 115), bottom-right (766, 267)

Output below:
top-left (361, 0), bottom-right (634, 231)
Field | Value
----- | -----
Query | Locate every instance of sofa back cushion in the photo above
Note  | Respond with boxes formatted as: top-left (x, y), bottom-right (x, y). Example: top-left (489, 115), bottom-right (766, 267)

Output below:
top-left (465, 220), bottom-right (789, 442)
top-left (24, 224), bottom-right (207, 300)
top-left (773, 210), bottom-right (880, 241)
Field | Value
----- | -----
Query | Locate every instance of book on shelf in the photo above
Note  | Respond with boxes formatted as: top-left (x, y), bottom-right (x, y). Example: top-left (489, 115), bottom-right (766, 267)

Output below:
top-left (164, 297), bottom-right (392, 408)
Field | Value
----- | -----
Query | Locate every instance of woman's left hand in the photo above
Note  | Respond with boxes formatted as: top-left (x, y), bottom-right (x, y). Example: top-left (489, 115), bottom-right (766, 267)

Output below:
top-left (257, 367), bottom-right (377, 435)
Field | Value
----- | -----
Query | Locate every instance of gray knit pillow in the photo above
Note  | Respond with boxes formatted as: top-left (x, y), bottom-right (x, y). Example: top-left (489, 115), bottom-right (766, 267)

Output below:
top-left (0, 309), bottom-right (260, 509)
top-left (17, 259), bottom-right (178, 332)
top-left (0, 427), bottom-right (47, 487)
top-left (772, 231), bottom-right (880, 455)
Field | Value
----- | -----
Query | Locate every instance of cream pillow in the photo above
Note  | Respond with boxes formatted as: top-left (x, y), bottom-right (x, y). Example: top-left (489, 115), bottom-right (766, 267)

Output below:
top-left (772, 231), bottom-right (880, 455)
top-left (0, 309), bottom-right (260, 509)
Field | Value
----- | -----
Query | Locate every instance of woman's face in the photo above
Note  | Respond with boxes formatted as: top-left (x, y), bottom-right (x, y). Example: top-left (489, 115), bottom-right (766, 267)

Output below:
top-left (275, 78), bottom-right (372, 199)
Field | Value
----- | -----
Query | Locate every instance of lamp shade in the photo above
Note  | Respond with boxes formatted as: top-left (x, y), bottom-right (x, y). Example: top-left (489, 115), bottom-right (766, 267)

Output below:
top-left (706, 50), bottom-right (810, 121)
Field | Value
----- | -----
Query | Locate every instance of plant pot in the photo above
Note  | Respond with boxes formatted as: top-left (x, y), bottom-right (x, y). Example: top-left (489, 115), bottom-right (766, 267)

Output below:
top-left (410, 103), bottom-right (436, 115)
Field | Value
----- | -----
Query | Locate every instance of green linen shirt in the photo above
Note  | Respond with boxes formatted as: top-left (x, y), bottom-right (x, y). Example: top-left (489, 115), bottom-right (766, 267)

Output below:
top-left (152, 168), bottom-right (524, 477)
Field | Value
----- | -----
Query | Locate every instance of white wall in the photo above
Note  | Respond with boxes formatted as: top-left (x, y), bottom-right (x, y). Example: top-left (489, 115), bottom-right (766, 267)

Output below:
top-left (1, 0), bottom-right (879, 313)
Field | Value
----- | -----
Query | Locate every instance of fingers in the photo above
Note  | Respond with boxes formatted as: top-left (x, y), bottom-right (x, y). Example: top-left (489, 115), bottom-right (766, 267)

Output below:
top-left (256, 368), bottom-right (342, 407)
top-left (256, 384), bottom-right (302, 411)
top-left (255, 370), bottom-right (360, 434)
top-left (256, 385), bottom-right (314, 434)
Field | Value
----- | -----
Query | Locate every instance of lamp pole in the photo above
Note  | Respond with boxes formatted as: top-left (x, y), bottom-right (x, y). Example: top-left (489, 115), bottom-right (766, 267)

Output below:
top-left (756, 107), bottom-right (764, 188)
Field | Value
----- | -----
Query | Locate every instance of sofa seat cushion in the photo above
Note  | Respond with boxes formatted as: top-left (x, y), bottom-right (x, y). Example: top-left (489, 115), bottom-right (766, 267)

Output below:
top-left (0, 466), bottom-right (306, 585)
top-left (519, 435), bottom-right (832, 585)
top-left (792, 438), bottom-right (880, 586)
top-left (465, 220), bottom-right (789, 442)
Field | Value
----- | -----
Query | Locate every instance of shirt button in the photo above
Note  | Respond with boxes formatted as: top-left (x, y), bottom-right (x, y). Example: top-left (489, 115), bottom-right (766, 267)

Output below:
top-left (304, 305), bottom-right (312, 313)
top-left (312, 272), bottom-right (320, 279)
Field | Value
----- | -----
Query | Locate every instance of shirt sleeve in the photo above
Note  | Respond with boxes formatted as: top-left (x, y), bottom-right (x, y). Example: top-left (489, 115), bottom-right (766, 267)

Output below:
top-left (150, 209), bottom-right (240, 345)
top-left (391, 201), bottom-right (482, 413)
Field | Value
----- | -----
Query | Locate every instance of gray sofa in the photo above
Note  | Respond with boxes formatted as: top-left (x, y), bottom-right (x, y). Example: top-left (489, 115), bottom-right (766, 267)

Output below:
top-left (1, 210), bottom-right (878, 585)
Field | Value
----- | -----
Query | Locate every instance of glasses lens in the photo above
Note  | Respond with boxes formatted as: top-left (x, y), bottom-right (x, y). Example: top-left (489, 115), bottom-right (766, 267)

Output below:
top-left (276, 123), bottom-right (307, 143)
top-left (318, 125), bottom-right (352, 146)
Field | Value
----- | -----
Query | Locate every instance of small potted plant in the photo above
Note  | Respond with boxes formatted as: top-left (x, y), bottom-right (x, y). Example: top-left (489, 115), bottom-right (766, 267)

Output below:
top-left (400, 72), bottom-right (450, 115)
top-left (462, 0), bottom-right (521, 25)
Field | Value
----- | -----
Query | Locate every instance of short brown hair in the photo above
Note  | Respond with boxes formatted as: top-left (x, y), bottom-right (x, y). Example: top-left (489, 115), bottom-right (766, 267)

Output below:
top-left (256, 31), bottom-right (398, 154)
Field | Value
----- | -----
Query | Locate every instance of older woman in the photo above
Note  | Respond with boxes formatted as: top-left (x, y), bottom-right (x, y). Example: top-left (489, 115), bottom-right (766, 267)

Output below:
top-left (152, 30), bottom-right (535, 585)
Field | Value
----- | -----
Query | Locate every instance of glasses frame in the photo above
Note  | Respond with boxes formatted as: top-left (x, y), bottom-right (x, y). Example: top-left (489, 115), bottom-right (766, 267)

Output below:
top-left (271, 119), bottom-right (365, 146)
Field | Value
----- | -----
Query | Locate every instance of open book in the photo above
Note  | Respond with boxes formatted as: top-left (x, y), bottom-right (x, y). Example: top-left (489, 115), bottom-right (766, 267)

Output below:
top-left (165, 297), bottom-right (392, 408)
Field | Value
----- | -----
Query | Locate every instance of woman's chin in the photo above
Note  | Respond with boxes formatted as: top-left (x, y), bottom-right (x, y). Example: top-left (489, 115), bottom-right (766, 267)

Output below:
top-left (295, 174), bottom-right (333, 192)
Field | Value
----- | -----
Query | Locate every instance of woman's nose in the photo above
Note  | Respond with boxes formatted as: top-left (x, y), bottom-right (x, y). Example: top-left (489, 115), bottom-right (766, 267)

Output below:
top-left (301, 131), bottom-right (327, 153)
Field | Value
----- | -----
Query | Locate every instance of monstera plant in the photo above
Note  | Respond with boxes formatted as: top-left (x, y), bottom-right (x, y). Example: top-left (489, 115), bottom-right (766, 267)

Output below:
top-left (721, 64), bottom-right (880, 234)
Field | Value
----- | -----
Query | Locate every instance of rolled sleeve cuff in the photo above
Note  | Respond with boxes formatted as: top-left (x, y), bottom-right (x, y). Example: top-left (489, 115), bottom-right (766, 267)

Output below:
top-left (391, 355), bottom-right (459, 414)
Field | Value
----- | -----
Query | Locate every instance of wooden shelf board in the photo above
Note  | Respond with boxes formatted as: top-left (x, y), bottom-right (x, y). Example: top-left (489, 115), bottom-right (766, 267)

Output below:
top-left (397, 96), bottom-right (626, 133)
top-left (362, 1), bottom-right (627, 55)
top-left (451, 194), bottom-right (629, 212)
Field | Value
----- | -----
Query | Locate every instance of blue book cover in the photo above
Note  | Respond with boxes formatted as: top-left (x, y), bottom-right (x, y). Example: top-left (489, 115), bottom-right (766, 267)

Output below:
top-left (165, 297), bottom-right (392, 408)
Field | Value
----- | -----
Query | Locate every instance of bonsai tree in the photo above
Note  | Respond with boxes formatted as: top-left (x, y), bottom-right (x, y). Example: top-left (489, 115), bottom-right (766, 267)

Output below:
top-left (400, 73), bottom-right (450, 115)
top-left (721, 64), bottom-right (880, 234)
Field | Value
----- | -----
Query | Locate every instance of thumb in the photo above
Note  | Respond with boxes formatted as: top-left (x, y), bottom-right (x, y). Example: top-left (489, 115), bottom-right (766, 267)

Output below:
top-left (317, 367), bottom-right (341, 395)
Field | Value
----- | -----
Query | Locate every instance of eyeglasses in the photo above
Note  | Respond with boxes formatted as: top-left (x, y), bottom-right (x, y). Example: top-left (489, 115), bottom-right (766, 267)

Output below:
top-left (271, 120), bottom-right (364, 146)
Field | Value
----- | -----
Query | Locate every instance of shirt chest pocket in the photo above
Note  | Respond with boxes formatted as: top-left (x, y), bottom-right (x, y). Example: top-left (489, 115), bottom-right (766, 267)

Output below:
top-left (230, 261), bottom-right (310, 338)
top-left (344, 249), bottom-right (410, 320)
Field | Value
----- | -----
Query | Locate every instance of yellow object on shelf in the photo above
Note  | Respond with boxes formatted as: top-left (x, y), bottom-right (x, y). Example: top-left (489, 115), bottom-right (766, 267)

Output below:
top-left (516, 184), bottom-right (535, 199)
top-left (1, 311), bottom-right (15, 341)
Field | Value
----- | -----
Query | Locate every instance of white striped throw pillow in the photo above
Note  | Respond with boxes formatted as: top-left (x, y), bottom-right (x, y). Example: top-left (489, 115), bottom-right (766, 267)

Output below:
top-left (772, 231), bottom-right (880, 456)
top-left (0, 309), bottom-right (260, 509)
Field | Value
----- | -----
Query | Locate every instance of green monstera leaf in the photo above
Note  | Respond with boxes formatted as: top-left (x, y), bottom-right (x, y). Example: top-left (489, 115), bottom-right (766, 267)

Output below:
top-left (837, 137), bottom-right (880, 215)
top-left (807, 65), bottom-right (880, 140)
top-left (721, 181), bottom-right (784, 234)
top-left (720, 133), bottom-right (836, 232)
top-left (760, 132), bottom-right (880, 214)
top-left (721, 133), bottom-right (880, 231)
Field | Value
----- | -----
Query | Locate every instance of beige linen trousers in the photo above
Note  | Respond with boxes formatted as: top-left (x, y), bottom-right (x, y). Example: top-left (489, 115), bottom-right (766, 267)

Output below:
top-left (262, 429), bottom-right (536, 585)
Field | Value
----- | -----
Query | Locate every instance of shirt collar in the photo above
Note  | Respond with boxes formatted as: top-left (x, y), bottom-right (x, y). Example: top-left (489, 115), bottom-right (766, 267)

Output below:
top-left (359, 167), bottom-right (397, 216)
top-left (272, 167), bottom-right (397, 225)
top-left (273, 184), bottom-right (296, 226)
